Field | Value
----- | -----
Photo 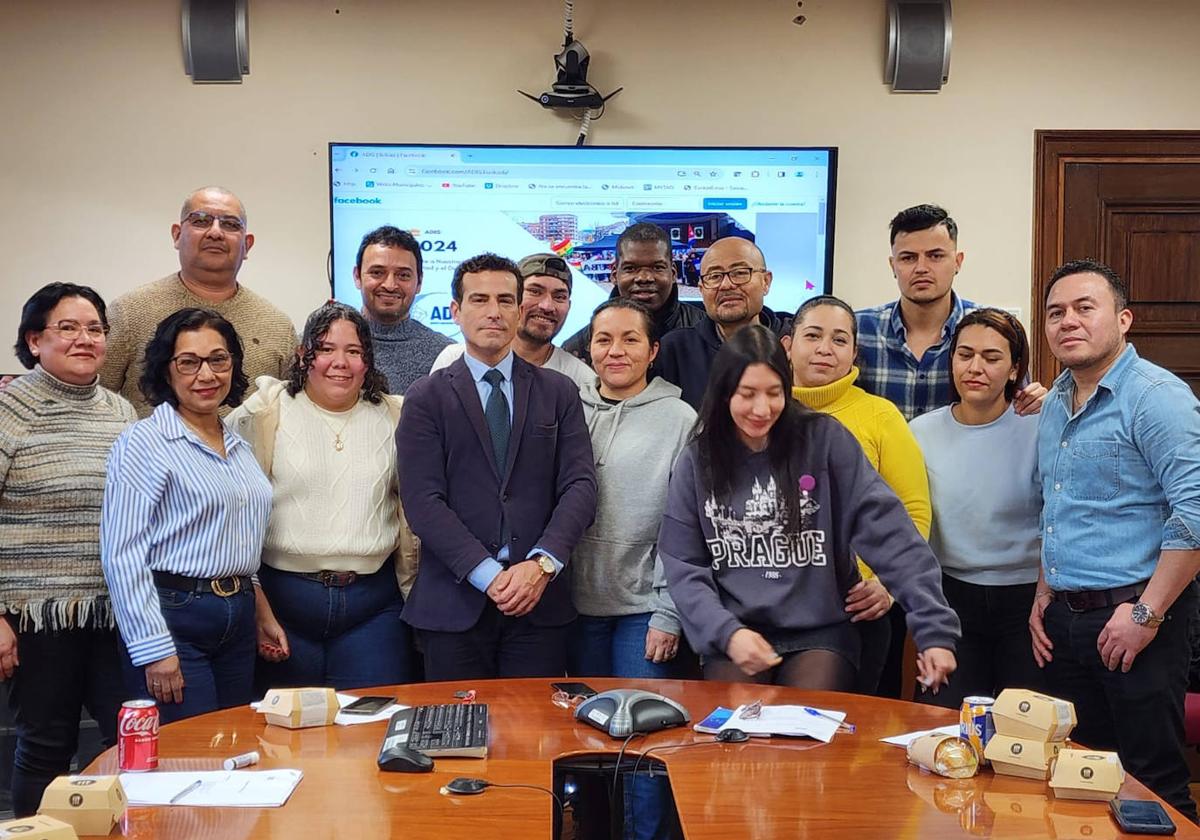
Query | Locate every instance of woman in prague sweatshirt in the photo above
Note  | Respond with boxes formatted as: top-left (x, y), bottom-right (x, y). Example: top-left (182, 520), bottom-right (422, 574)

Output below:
top-left (659, 325), bottom-right (959, 690)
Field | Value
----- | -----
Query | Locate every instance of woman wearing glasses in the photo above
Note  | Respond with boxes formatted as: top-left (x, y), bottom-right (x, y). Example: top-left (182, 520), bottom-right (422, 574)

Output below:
top-left (659, 326), bottom-right (959, 691)
top-left (908, 309), bottom-right (1044, 707)
top-left (783, 295), bottom-right (931, 695)
top-left (228, 302), bottom-right (418, 689)
top-left (101, 308), bottom-right (271, 723)
top-left (0, 284), bottom-right (136, 816)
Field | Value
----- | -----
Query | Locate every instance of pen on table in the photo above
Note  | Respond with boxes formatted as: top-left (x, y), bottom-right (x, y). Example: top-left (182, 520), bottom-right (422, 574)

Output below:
top-left (804, 707), bottom-right (856, 734)
top-left (169, 780), bottom-right (203, 804)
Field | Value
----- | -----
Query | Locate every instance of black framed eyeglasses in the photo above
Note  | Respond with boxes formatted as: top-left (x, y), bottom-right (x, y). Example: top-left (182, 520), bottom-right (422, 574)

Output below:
top-left (171, 352), bottom-right (233, 375)
top-left (181, 210), bottom-right (246, 233)
top-left (699, 267), bottom-right (761, 289)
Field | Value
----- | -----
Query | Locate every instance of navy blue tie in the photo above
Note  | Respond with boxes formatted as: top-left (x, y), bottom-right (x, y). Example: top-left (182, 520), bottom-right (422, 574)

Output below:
top-left (483, 369), bottom-right (510, 473)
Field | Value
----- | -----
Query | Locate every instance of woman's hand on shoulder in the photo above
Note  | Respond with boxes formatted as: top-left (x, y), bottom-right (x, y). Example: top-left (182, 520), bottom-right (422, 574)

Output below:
top-left (725, 628), bottom-right (782, 676)
top-left (1013, 382), bottom-right (1048, 416)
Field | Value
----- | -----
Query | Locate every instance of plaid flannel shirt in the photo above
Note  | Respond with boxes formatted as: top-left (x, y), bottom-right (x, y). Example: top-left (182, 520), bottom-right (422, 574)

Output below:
top-left (854, 293), bottom-right (977, 421)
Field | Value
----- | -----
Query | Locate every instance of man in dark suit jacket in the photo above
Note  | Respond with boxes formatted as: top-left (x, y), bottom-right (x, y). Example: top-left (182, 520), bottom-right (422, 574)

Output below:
top-left (397, 253), bottom-right (597, 680)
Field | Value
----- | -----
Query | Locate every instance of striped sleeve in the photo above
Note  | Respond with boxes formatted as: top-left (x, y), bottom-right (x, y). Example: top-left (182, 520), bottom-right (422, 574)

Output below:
top-left (101, 432), bottom-right (175, 666)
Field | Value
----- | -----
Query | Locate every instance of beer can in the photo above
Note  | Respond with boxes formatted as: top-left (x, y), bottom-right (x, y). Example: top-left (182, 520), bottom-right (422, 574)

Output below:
top-left (118, 699), bottom-right (160, 772)
top-left (959, 696), bottom-right (995, 765)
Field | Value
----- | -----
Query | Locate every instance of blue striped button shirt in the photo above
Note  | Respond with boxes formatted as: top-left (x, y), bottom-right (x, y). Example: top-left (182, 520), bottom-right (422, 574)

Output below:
top-left (101, 403), bottom-right (272, 666)
top-left (855, 293), bottom-right (977, 421)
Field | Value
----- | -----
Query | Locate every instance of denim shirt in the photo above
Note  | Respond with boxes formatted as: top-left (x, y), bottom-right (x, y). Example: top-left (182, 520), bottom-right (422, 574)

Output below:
top-left (1038, 345), bottom-right (1200, 591)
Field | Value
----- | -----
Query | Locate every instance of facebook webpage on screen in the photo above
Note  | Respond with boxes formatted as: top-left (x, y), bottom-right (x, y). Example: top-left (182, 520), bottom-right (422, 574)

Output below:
top-left (330, 145), bottom-right (836, 342)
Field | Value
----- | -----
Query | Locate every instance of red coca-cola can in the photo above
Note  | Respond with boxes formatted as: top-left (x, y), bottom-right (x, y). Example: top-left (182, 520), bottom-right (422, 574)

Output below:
top-left (118, 699), bottom-right (159, 772)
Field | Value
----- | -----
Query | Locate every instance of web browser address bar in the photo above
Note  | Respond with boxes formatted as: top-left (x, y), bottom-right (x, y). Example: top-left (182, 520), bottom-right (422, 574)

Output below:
top-left (416, 167), bottom-right (511, 177)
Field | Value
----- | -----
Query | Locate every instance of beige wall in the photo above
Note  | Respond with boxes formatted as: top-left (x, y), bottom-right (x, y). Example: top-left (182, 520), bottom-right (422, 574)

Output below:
top-left (2, 0), bottom-right (1199, 369)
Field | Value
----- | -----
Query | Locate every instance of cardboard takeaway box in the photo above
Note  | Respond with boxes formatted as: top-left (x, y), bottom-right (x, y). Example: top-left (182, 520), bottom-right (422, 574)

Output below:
top-left (0, 814), bottom-right (79, 840)
top-left (38, 775), bottom-right (125, 836)
top-left (259, 687), bottom-right (339, 729)
top-left (984, 735), bottom-right (1064, 781)
top-left (1049, 749), bottom-right (1125, 801)
top-left (991, 689), bottom-right (1077, 742)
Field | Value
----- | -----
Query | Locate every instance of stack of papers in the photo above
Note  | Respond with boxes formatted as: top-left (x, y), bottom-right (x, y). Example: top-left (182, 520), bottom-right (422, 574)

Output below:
top-left (249, 693), bottom-right (407, 726)
top-left (717, 704), bottom-right (849, 744)
top-left (879, 724), bottom-right (960, 748)
top-left (119, 769), bottom-right (303, 808)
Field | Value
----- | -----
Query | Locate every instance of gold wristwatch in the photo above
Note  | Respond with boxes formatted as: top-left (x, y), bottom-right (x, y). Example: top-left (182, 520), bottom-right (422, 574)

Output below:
top-left (535, 555), bottom-right (556, 576)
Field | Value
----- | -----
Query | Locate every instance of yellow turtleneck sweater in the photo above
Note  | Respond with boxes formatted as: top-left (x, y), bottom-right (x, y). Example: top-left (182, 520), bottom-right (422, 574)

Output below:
top-left (792, 366), bottom-right (931, 582)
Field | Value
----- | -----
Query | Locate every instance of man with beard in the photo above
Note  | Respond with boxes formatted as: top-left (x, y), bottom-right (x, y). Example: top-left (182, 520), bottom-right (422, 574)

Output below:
top-left (354, 226), bottom-right (453, 395)
top-left (431, 254), bottom-right (593, 388)
top-left (562, 222), bottom-right (706, 365)
top-left (1030, 259), bottom-right (1200, 822)
top-left (653, 236), bottom-right (793, 409)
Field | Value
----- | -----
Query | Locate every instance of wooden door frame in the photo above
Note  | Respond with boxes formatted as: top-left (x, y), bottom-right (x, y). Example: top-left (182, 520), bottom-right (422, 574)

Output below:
top-left (1030, 129), bottom-right (1200, 384)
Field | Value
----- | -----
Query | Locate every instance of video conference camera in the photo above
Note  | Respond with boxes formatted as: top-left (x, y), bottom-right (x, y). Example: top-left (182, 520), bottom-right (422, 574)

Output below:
top-left (518, 39), bottom-right (622, 111)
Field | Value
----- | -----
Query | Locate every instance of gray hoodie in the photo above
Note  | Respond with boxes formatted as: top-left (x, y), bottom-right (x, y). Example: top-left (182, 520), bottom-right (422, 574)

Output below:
top-left (571, 377), bottom-right (697, 634)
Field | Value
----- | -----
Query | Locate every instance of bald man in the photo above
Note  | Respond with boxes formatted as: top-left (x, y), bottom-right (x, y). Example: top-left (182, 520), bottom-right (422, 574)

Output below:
top-left (100, 187), bottom-right (296, 416)
top-left (653, 237), bottom-right (793, 408)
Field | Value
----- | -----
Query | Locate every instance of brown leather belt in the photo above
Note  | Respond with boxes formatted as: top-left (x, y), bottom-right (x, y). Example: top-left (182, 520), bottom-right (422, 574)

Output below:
top-left (296, 570), bottom-right (360, 587)
top-left (152, 571), bottom-right (250, 597)
top-left (1052, 582), bottom-right (1147, 613)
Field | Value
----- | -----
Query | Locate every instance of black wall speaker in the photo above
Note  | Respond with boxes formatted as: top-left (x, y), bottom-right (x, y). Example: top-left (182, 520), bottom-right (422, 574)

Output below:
top-left (885, 0), bottom-right (951, 93)
top-left (182, 0), bottom-right (250, 83)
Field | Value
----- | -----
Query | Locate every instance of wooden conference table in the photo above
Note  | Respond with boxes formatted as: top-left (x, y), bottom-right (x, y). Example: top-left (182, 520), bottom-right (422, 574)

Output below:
top-left (86, 678), bottom-right (1199, 838)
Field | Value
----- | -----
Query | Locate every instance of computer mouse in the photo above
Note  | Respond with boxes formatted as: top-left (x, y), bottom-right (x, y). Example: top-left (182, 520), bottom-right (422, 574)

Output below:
top-left (378, 745), bottom-right (435, 773)
top-left (716, 728), bottom-right (749, 743)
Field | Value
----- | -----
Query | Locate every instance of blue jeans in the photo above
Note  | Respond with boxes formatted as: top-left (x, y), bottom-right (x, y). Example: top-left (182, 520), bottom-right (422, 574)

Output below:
top-left (7, 620), bottom-right (124, 816)
top-left (120, 584), bottom-right (256, 725)
top-left (568, 613), bottom-right (673, 679)
top-left (256, 564), bottom-right (413, 691)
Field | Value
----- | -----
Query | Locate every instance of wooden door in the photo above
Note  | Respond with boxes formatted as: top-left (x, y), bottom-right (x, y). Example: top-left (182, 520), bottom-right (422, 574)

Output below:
top-left (1032, 130), bottom-right (1200, 395)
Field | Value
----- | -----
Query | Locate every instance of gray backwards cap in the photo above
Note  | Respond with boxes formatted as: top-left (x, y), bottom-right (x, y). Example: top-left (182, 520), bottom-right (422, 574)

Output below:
top-left (517, 253), bottom-right (572, 292)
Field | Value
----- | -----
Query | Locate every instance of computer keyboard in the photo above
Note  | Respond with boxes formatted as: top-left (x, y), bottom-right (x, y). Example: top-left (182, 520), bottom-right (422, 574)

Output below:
top-left (380, 703), bottom-right (490, 758)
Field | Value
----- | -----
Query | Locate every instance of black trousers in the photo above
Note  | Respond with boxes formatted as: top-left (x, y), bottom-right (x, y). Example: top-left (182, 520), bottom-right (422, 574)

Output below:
top-left (854, 613), bottom-right (892, 696)
top-left (418, 600), bottom-right (568, 681)
top-left (1043, 583), bottom-right (1198, 822)
top-left (6, 620), bottom-right (124, 817)
top-left (919, 575), bottom-right (1045, 710)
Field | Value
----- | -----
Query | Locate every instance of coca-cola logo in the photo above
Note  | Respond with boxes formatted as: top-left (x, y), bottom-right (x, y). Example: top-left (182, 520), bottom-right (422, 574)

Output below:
top-left (119, 713), bottom-right (159, 737)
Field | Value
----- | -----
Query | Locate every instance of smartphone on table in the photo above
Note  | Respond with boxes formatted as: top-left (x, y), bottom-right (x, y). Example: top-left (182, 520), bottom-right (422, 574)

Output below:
top-left (550, 682), bottom-right (597, 698)
top-left (341, 695), bottom-right (396, 715)
top-left (1109, 798), bottom-right (1177, 835)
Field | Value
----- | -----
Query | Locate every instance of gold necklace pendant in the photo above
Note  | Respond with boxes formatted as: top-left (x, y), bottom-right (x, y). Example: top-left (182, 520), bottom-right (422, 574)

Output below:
top-left (334, 435), bottom-right (345, 452)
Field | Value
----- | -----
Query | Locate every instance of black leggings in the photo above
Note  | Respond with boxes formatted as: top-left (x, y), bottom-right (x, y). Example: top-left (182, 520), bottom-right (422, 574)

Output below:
top-left (702, 649), bottom-right (856, 691)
